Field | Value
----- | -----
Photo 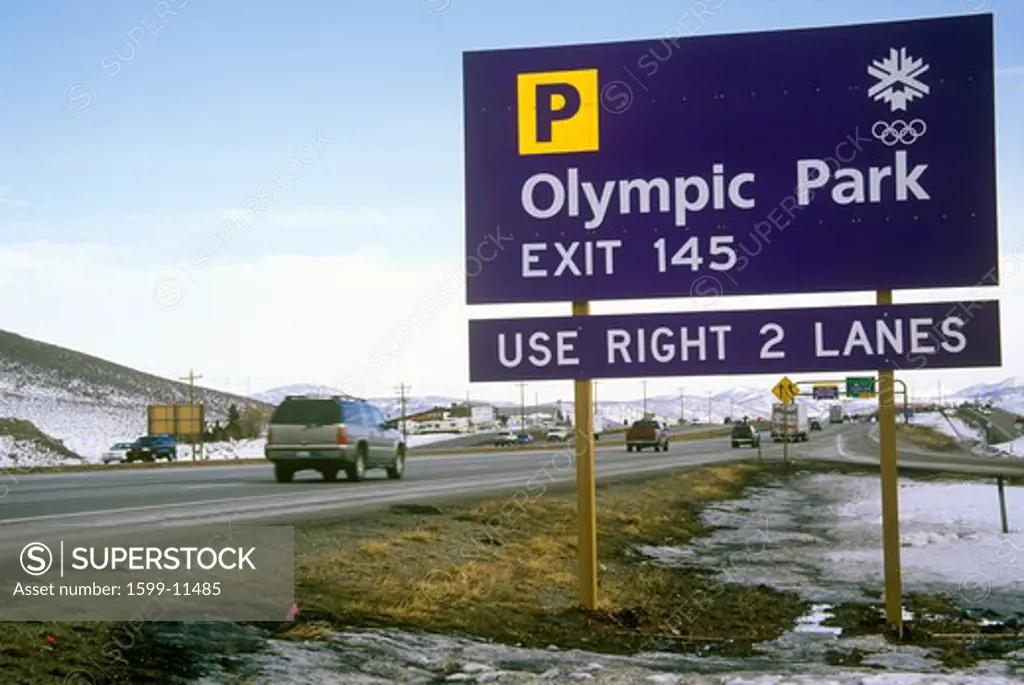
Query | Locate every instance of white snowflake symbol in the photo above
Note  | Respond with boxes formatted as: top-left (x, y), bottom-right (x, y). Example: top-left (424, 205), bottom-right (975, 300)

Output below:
top-left (867, 47), bottom-right (930, 111)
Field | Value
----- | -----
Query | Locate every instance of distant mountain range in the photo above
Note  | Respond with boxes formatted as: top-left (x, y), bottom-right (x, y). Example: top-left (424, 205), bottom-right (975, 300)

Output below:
top-left (0, 327), bottom-right (1020, 461)
top-left (252, 378), bottom-right (1024, 428)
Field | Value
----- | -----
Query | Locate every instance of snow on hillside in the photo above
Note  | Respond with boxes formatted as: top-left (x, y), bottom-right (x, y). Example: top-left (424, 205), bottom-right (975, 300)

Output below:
top-left (559, 393), bottom-right (876, 427)
top-left (946, 377), bottom-right (1024, 415)
top-left (992, 436), bottom-right (1024, 457)
top-left (909, 411), bottom-right (984, 442)
top-left (0, 435), bottom-right (82, 468)
top-left (0, 329), bottom-right (267, 460)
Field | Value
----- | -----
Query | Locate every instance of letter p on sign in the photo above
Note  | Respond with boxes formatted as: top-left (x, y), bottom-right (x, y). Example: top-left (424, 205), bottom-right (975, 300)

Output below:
top-left (517, 69), bottom-right (599, 155)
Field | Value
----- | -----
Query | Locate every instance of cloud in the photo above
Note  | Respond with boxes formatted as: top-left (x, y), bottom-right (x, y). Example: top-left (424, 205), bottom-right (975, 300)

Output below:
top-left (95, 206), bottom-right (455, 239)
top-left (0, 239), bottom-right (1020, 404)
top-left (0, 241), bottom-right (477, 398)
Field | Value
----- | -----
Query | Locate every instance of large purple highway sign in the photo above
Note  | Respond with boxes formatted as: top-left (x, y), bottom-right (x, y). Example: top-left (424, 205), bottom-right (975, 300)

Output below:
top-left (468, 301), bottom-right (1001, 382)
top-left (463, 14), bottom-right (997, 305)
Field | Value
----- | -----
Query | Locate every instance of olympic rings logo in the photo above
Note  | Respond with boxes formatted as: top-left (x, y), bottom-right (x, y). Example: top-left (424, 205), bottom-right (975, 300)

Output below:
top-left (871, 119), bottom-right (927, 146)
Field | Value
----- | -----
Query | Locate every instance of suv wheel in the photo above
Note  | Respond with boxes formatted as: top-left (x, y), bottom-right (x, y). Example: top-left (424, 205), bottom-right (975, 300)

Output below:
top-left (274, 463), bottom-right (294, 483)
top-left (347, 447), bottom-right (367, 482)
top-left (387, 447), bottom-right (406, 480)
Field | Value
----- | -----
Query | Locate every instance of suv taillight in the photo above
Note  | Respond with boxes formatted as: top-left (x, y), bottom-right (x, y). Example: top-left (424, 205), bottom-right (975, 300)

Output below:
top-left (336, 427), bottom-right (347, 445)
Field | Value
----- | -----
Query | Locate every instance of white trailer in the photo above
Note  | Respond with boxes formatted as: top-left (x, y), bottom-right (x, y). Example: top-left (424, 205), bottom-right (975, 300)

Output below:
top-left (771, 402), bottom-right (810, 441)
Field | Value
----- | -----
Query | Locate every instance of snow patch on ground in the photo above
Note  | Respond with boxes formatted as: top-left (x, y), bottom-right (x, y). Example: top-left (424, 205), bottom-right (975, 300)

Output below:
top-left (640, 472), bottom-right (1024, 616)
top-left (992, 436), bottom-right (1024, 457)
top-left (170, 439), bottom-right (265, 461)
top-left (909, 411), bottom-right (983, 442)
top-left (189, 625), bottom-right (1024, 684)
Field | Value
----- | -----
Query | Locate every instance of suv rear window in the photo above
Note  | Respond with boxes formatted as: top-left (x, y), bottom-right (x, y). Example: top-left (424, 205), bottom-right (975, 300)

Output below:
top-left (271, 399), bottom-right (343, 426)
top-left (731, 425), bottom-right (753, 437)
top-left (632, 420), bottom-right (660, 429)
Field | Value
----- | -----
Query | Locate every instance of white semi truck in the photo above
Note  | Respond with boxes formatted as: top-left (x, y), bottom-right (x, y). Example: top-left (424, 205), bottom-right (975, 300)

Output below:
top-left (771, 402), bottom-right (810, 442)
top-left (829, 404), bottom-right (845, 424)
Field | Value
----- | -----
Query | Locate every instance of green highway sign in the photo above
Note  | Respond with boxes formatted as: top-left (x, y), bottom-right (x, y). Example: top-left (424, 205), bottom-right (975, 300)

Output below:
top-left (846, 376), bottom-right (876, 398)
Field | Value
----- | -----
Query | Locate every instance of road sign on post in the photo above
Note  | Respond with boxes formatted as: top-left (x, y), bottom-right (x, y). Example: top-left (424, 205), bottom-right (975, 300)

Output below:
top-left (463, 11), bottom-right (998, 630)
top-left (847, 377), bottom-right (877, 398)
top-left (773, 376), bottom-right (799, 404)
top-left (772, 377), bottom-right (798, 463)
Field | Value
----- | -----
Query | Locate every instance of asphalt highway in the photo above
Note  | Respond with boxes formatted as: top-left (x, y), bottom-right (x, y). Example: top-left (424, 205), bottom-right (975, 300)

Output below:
top-left (2, 424), bottom-right (1023, 554)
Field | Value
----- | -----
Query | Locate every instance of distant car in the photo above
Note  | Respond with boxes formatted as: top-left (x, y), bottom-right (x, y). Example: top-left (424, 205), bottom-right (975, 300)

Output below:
top-left (730, 423), bottom-right (761, 448)
top-left (546, 427), bottom-right (570, 442)
top-left (126, 435), bottom-right (177, 463)
top-left (494, 432), bottom-right (517, 446)
top-left (264, 394), bottom-right (405, 483)
top-left (515, 432), bottom-right (534, 445)
top-left (810, 418), bottom-right (823, 431)
top-left (689, 419), bottom-right (700, 426)
top-left (626, 419), bottom-right (670, 452)
top-left (101, 442), bottom-right (133, 464)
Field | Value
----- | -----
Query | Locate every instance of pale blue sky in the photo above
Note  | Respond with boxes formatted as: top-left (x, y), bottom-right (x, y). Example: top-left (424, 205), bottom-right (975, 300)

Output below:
top-left (0, 0), bottom-right (1021, 403)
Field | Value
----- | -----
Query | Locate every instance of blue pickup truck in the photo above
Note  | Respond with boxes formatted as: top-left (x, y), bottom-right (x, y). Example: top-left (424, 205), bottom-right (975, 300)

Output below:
top-left (125, 434), bottom-right (177, 462)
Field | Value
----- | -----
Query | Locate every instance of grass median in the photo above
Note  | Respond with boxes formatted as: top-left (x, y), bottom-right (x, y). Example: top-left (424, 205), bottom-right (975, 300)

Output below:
top-left (278, 459), bottom-right (805, 655)
top-left (895, 424), bottom-right (963, 452)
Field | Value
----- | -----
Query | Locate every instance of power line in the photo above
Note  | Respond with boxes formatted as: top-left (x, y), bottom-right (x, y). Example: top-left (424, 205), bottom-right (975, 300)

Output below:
top-left (395, 382), bottom-right (410, 445)
top-left (178, 368), bottom-right (203, 462)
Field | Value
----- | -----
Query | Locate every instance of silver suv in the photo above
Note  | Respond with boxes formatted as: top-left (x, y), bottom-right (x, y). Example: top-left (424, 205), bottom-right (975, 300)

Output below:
top-left (264, 395), bottom-right (405, 483)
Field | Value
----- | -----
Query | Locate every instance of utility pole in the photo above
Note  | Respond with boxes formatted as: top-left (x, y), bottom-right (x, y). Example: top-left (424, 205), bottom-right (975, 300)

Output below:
top-left (466, 390), bottom-right (472, 433)
top-left (396, 382), bottom-right (410, 445)
top-left (679, 387), bottom-right (685, 424)
top-left (642, 380), bottom-right (648, 414)
top-left (707, 390), bottom-right (712, 424)
top-left (518, 382), bottom-right (527, 433)
top-left (730, 399), bottom-right (735, 419)
top-left (179, 368), bottom-right (202, 461)
top-left (593, 381), bottom-right (598, 426)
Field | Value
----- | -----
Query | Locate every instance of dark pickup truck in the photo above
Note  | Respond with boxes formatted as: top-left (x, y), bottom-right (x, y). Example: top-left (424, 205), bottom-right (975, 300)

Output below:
top-left (625, 419), bottom-right (669, 452)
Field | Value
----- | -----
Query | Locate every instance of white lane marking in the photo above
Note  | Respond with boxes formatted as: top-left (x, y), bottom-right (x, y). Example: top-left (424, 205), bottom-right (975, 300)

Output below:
top-left (836, 434), bottom-right (851, 459)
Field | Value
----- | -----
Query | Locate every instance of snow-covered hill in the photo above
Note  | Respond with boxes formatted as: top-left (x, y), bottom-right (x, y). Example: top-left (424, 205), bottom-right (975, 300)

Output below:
top-left (0, 329), bottom-right (268, 460)
top-left (945, 377), bottom-right (1024, 415)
